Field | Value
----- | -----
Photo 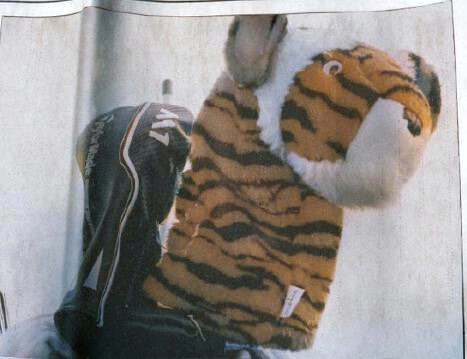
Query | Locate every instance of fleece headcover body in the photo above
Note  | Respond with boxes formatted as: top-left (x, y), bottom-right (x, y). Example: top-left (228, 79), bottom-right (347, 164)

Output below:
top-left (143, 23), bottom-right (440, 351)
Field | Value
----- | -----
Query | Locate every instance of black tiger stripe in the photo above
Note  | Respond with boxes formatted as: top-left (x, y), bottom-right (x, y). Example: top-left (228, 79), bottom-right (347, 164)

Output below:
top-left (269, 181), bottom-right (299, 202)
top-left (201, 235), bottom-right (270, 263)
top-left (428, 74), bottom-right (441, 117)
top-left (408, 52), bottom-right (422, 80)
top-left (302, 292), bottom-right (325, 312)
top-left (252, 224), bottom-right (340, 258)
top-left (349, 44), bottom-right (371, 54)
top-left (198, 177), bottom-right (293, 191)
top-left (172, 228), bottom-right (189, 239)
top-left (198, 239), bottom-right (317, 314)
top-left (335, 73), bottom-right (379, 106)
top-left (191, 157), bottom-right (316, 215)
top-left (309, 272), bottom-right (332, 283)
top-left (311, 53), bottom-right (327, 64)
top-left (149, 268), bottom-right (309, 334)
top-left (336, 45), bottom-right (375, 63)
top-left (251, 138), bottom-right (269, 149)
top-left (192, 162), bottom-right (317, 205)
top-left (149, 268), bottom-right (206, 311)
top-left (191, 156), bottom-right (218, 172)
top-left (203, 236), bottom-right (324, 317)
top-left (245, 129), bottom-right (261, 135)
top-left (299, 188), bottom-right (318, 201)
top-left (380, 70), bottom-right (415, 83)
top-left (204, 99), bottom-right (261, 137)
top-left (176, 186), bottom-right (198, 202)
top-left (281, 100), bottom-right (317, 133)
top-left (210, 202), bottom-right (342, 239)
top-left (204, 99), bottom-right (234, 117)
top-left (193, 176), bottom-right (305, 218)
top-left (215, 91), bottom-right (236, 103)
top-left (358, 54), bottom-right (373, 63)
top-left (215, 91), bottom-right (259, 120)
top-left (293, 173), bottom-right (320, 197)
top-left (260, 243), bottom-right (293, 269)
top-left (282, 130), bottom-right (295, 143)
top-left (197, 180), bottom-right (268, 205)
top-left (181, 175), bottom-right (195, 186)
top-left (381, 84), bottom-right (426, 102)
top-left (409, 52), bottom-right (441, 118)
top-left (401, 53), bottom-right (440, 118)
top-left (202, 220), bottom-right (256, 241)
top-left (335, 48), bottom-right (353, 57)
top-left (186, 159), bottom-right (319, 217)
top-left (188, 306), bottom-right (260, 344)
top-left (200, 220), bottom-right (338, 259)
top-left (326, 140), bottom-right (348, 158)
top-left (294, 76), bottom-right (363, 120)
top-left (192, 123), bottom-right (284, 167)
top-left (236, 264), bottom-right (286, 292)
top-left (167, 253), bottom-right (269, 291)
top-left (237, 104), bottom-right (259, 120)
top-left (192, 157), bottom-right (291, 188)
top-left (290, 313), bottom-right (312, 329)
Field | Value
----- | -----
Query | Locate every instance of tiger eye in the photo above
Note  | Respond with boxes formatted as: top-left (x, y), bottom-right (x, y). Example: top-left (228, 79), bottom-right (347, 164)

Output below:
top-left (329, 65), bottom-right (340, 74)
top-left (323, 60), bottom-right (343, 75)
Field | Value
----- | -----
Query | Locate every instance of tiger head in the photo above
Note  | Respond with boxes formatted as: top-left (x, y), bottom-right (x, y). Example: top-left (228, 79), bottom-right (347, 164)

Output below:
top-left (226, 15), bottom-right (441, 208)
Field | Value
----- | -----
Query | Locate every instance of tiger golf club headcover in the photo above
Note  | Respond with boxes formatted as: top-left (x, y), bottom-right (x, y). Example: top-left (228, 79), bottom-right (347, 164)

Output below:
top-left (143, 16), bottom-right (441, 350)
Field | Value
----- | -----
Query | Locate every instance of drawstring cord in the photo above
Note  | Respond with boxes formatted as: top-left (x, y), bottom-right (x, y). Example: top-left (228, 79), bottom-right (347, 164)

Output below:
top-left (187, 314), bottom-right (206, 341)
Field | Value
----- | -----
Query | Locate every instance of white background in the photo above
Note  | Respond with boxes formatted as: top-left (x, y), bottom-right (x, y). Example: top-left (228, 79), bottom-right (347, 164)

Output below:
top-left (0, 1), bottom-right (465, 358)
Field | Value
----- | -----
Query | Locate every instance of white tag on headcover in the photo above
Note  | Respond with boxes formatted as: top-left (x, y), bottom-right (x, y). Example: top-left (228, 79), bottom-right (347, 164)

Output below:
top-left (280, 285), bottom-right (305, 318)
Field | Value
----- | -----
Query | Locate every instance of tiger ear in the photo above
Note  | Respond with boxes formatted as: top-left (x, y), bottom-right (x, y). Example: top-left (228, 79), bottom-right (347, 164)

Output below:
top-left (224, 15), bottom-right (287, 88)
top-left (396, 51), bottom-right (441, 130)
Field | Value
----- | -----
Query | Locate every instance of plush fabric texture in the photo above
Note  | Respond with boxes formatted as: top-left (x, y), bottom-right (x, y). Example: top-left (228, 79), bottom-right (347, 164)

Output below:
top-left (143, 44), bottom-right (439, 350)
top-left (282, 46), bottom-right (435, 161)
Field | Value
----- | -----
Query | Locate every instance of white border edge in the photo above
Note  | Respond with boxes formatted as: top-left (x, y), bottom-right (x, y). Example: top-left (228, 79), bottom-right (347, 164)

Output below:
top-left (0, 0), bottom-right (447, 18)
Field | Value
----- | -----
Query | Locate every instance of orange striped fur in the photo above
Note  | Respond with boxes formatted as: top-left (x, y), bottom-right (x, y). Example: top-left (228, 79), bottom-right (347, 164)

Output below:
top-left (143, 43), bottom-right (438, 350)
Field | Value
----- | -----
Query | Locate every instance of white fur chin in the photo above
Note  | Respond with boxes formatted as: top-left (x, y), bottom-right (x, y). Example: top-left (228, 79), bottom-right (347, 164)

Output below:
top-left (0, 315), bottom-right (76, 358)
top-left (286, 99), bottom-right (430, 208)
